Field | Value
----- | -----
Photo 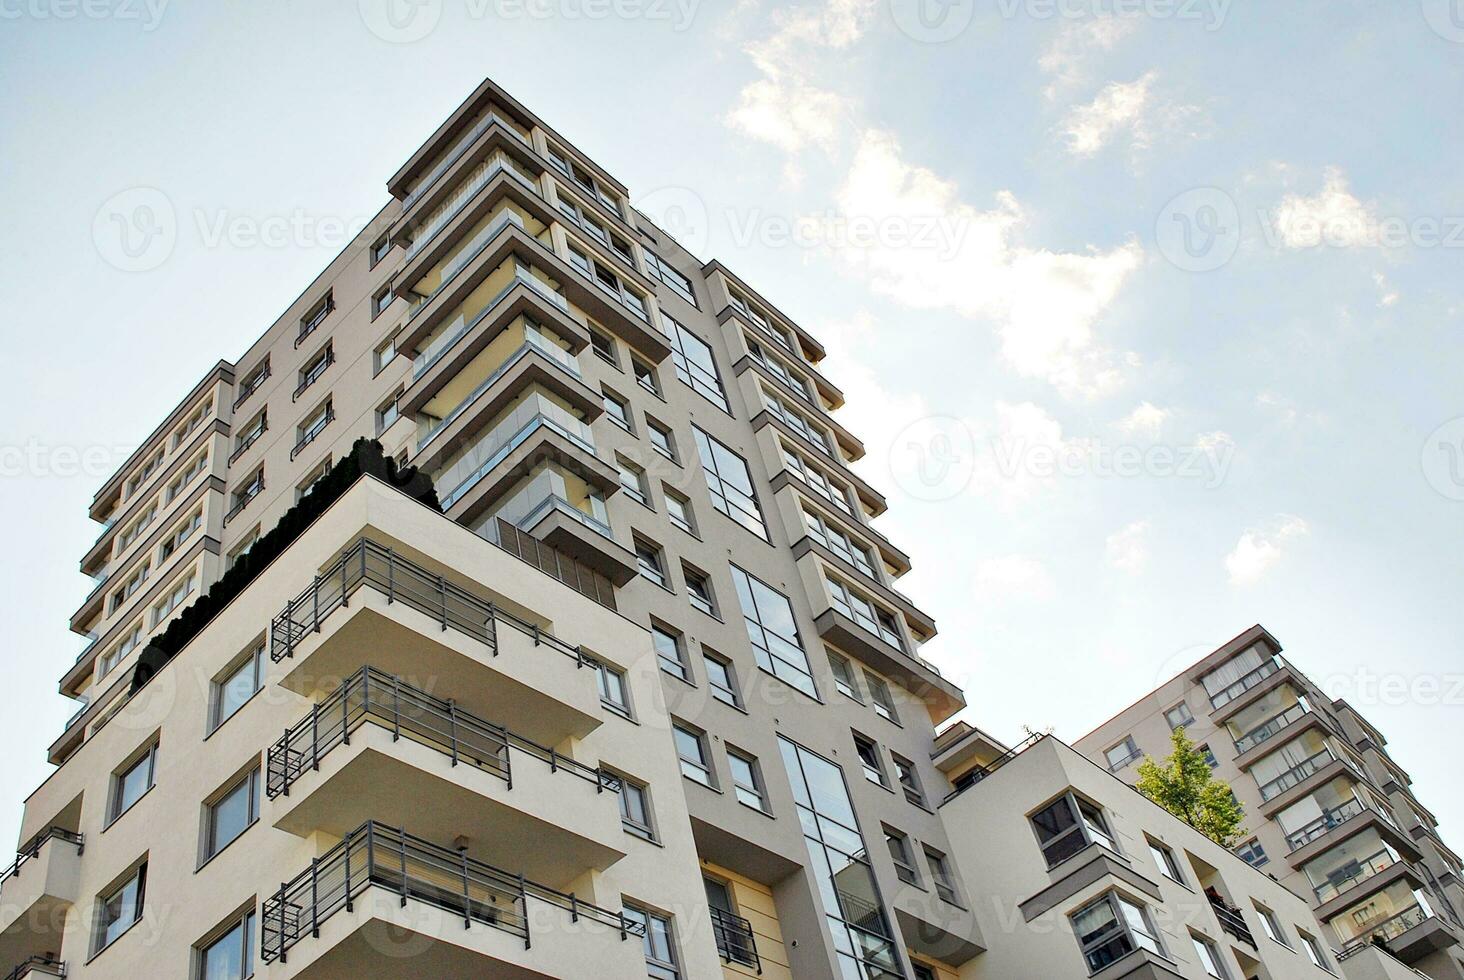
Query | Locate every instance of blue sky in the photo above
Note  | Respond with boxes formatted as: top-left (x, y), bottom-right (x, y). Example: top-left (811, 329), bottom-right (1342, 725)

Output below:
top-left (1, 1), bottom-right (1461, 851)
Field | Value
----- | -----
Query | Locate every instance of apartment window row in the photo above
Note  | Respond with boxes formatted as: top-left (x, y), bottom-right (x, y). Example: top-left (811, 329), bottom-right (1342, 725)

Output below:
top-left (110, 439), bottom-right (206, 566)
top-left (804, 507), bottom-right (878, 579)
top-left (763, 384), bottom-right (833, 454)
top-left (123, 445), bottom-right (165, 501)
top-left (642, 248), bottom-right (697, 307)
top-left (566, 241), bottom-right (651, 322)
top-left (825, 573), bottom-right (906, 652)
top-left (665, 312), bottom-right (729, 412)
top-left (545, 142), bottom-right (624, 215)
top-left (883, 826), bottom-right (962, 905)
top-left (555, 186), bottom-right (635, 266)
top-left (854, 731), bottom-right (926, 808)
top-left (672, 720), bottom-right (770, 816)
top-left (170, 394), bottom-right (215, 451)
top-left (747, 336), bottom-right (814, 403)
top-left (828, 649), bottom-right (900, 723)
top-left (651, 619), bottom-right (743, 710)
top-left (781, 440), bottom-right (857, 518)
top-left (727, 287), bottom-right (800, 360)
top-left (296, 290), bottom-right (333, 344)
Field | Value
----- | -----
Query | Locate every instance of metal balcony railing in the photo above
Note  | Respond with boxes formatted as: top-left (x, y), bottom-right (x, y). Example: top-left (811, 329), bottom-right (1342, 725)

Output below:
top-left (265, 665), bottom-right (617, 799)
top-left (710, 907), bottom-right (761, 973)
top-left (229, 421), bottom-right (267, 464)
top-left (1257, 747), bottom-right (1335, 801)
top-left (1207, 655), bottom-right (1282, 710)
top-left (1287, 798), bottom-right (1366, 851)
top-left (941, 733), bottom-right (1045, 804)
top-left (0, 828), bottom-right (83, 889)
top-left (1209, 895), bottom-right (1256, 948)
top-left (293, 348), bottom-right (335, 401)
top-left (233, 364), bottom-right (270, 410)
top-left (2, 956), bottom-right (65, 980)
top-left (269, 538), bottom-right (591, 671)
top-left (290, 407), bottom-right (334, 461)
top-left (224, 479), bottom-right (263, 526)
top-left (295, 297), bottom-right (333, 348)
top-left (1340, 905), bottom-right (1430, 954)
top-left (1234, 701), bottom-right (1309, 754)
top-left (1313, 848), bottom-right (1399, 904)
top-left (260, 821), bottom-right (642, 964)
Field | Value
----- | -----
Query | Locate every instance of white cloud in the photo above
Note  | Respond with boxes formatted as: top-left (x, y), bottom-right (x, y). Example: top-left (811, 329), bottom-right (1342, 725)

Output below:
top-left (1059, 71), bottom-right (1204, 161)
top-left (1373, 271), bottom-right (1399, 307)
top-left (726, 78), bottom-right (849, 153)
top-left (1117, 402), bottom-right (1169, 438)
top-left (1039, 16), bottom-right (1140, 99)
top-left (1225, 515), bottom-right (1309, 585)
top-left (1106, 520), bottom-right (1150, 573)
top-left (973, 555), bottom-right (1056, 603)
top-left (1272, 168), bottom-right (1381, 249)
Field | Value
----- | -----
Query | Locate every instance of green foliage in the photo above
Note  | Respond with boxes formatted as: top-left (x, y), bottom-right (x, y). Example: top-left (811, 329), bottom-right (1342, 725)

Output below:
top-left (1136, 727), bottom-right (1247, 848)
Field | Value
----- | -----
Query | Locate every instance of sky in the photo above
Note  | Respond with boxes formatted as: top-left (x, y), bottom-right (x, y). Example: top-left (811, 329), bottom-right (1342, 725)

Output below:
top-left (1, 0), bottom-right (1462, 852)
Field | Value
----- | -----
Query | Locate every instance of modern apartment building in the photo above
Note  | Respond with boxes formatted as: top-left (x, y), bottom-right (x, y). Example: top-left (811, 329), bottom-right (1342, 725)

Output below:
top-left (1076, 626), bottom-right (1464, 980)
top-left (0, 77), bottom-right (1388, 980)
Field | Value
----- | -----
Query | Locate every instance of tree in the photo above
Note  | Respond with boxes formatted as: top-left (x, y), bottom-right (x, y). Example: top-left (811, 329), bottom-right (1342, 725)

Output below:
top-left (1136, 727), bottom-right (1247, 848)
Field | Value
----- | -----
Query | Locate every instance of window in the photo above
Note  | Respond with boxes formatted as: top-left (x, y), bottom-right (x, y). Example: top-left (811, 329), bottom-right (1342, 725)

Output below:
top-left (1105, 736), bottom-right (1141, 771)
top-left (1191, 933), bottom-right (1228, 979)
top-left (370, 234), bottom-right (391, 267)
top-left (294, 398), bottom-right (334, 456)
top-left (731, 565), bottom-right (816, 697)
top-left (643, 249), bottom-right (697, 307)
top-left (233, 409), bottom-right (266, 459)
top-left (747, 337), bottom-right (813, 401)
top-left (210, 641), bottom-right (265, 731)
top-left (618, 778), bottom-right (655, 841)
top-left (626, 905), bottom-right (681, 980)
top-left (1299, 931), bottom-right (1330, 970)
top-left (199, 909), bottom-right (255, 980)
top-left (557, 192), bottom-right (635, 263)
top-left (647, 419), bottom-right (676, 461)
top-left (828, 650), bottom-right (862, 701)
top-left (1198, 744), bottom-right (1220, 769)
top-left (885, 828), bottom-right (920, 885)
top-left (637, 540), bottom-right (669, 590)
top-left (235, 358), bottom-right (269, 407)
top-left (297, 291), bottom-right (333, 342)
top-left (912, 965), bottom-right (937, 980)
top-left (593, 658), bottom-right (631, 718)
top-left (95, 864), bottom-right (146, 953)
top-left (664, 488), bottom-right (695, 535)
top-left (633, 358), bottom-right (660, 396)
top-left (805, 508), bottom-right (877, 579)
top-left (296, 342), bottom-right (334, 396)
top-left (782, 442), bottom-right (854, 516)
top-left (683, 565), bottom-right (715, 616)
top-left (1236, 838), bottom-right (1268, 868)
top-left (589, 327), bottom-right (618, 366)
top-left (567, 243), bottom-right (650, 320)
top-left (111, 561), bottom-right (149, 612)
top-left (159, 508), bottom-right (203, 562)
top-left (99, 623), bottom-right (143, 679)
top-left (372, 286), bottom-right (393, 318)
top-left (373, 333), bottom-right (399, 376)
top-left (693, 427), bottom-right (766, 539)
top-left (727, 749), bottom-right (766, 810)
top-left (865, 671), bottom-right (897, 722)
top-left (226, 528), bottom-right (259, 570)
top-left (603, 389), bottom-right (633, 431)
top-left (1166, 701), bottom-right (1195, 729)
top-left (171, 397), bottom-right (213, 448)
top-left (205, 768), bottom-right (260, 860)
top-left (893, 753), bottom-right (925, 807)
top-left (924, 846), bottom-right (960, 905)
top-left (1148, 839), bottom-right (1184, 883)
top-left (1071, 892), bottom-right (1163, 973)
top-left (666, 314), bottom-right (728, 411)
top-left (111, 743), bottom-right (157, 822)
top-left (1254, 905), bottom-right (1288, 947)
top-left (167, 450), bottom-right (209, 502)
top-left (151, 570), bottom-right (196, 627)
top-left (618, 459), bottom-right (649, 505)
top-left (854, 733), bottom-right (888, 787)
top-left (652, 623), bottom-right (687, 680)
top-left (1031, 793), bottom-right (1116, 867)
top-left (375, 391), bottom-right (401, 434)
top-left (704, 651), bottom-right (741, 708)
top-left (117, 505), bottom-right (157, 550)
top-left (674, 723), bottom-right (714, 786)
top-left (825, 575), bottom-right (905, 650)
top-left (763, 386), bottom-right (831, 451)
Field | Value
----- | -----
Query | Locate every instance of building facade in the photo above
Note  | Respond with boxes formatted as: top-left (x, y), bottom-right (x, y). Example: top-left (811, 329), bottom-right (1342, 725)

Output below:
top-left (0, 79), bottom-right (1399, 980)
top-left (1076, 626), bottom-right (1464, 980)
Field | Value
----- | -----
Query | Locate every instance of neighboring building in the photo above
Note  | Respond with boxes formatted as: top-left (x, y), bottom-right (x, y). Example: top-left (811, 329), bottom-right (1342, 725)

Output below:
top-left (0, 77), bottom-right (1419, 980)
top-left (1076, 625), bottom-right (1464, 980)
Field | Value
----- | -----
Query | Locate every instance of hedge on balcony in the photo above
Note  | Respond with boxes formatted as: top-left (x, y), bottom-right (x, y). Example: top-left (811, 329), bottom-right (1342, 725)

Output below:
top-left (129, 439), bottom-right (439, 693)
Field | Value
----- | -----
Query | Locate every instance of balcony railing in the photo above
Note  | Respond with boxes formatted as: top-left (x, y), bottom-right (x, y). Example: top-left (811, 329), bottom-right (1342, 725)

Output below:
top-left (0, 827), bottom-right (83, 889)
top-left (1287, 798), bottom-right (1366, 851)
top-left (293, 348), bottom-right (335, 401)
top-left (435, 403), bottom-right (595, 512)
top-left (405, 159), bottom-right (540, 271)
top-left (1234, 701), bottom-right (1310, 754)
top-left (224, 479), bottom-right (263, 526)
top-left (260, 821), bottom-right (641, 964)
top-left (2, 956), bottom-right (65, 980)
top-left (233, 364), bottom-right (271, 410)
top-left (710, 907), bottom-right (761, 973)
top-left (1313, 848), bottom-right (1399, 904)
top-left (941, 733), bottom-right (1045, 804)
top-left (1207, 655), bottom-right (1283, 710)
top-left (401, 111), bottom-right (533, 213)
top-left (295, 297), bottom-right (333, 348)
top-left (412, 264), bottom-right (570, 382)
top-left (1209, 895), bottom-right (1257, 948)
top-left (269, 538), bottom-right (591, 672)
top-left (417, 334), bottom-right (581, 453)
top-left (230, 421), bottom-right (267, 464)
top-left (266, 664), bottom-right (616, 799)
top-left (290, 407), bottom-right (334, 461)
top-left (1341, 905), bottom-right (1430, 954)
top-left (1257, 748), bottom-right (1335, 801)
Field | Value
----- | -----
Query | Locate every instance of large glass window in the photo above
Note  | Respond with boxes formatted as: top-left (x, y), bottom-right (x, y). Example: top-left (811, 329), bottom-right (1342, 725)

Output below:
top-left (111, 744), bottom-right (157, 822)
top-left (199, 910), bottom-right (255, 980)
top-left (825, 575), bottom-right (905, 651)
top-left (693, 427), bottom-right (767, 539)
top-left (206, 769), bottom-right (260, 860)
top-left (625, 905), bottom-right (681, 980)
top-left (1031, 793), bottom-right (1116, 867)
top-left (210, 642), bottom-right (264, 731)
top-left (95, 864), bottom-right (146, 953)
top-left (667, 314), bottom-right (728, 411)
top-left (778, 737), bottom-right (902, 980)
top-left (1191, 933), bottom-right (1228, 979)
top-left (1070, 892), bottom-right (1162, 973)
top-left (731, 565), bottom-right (816, 697)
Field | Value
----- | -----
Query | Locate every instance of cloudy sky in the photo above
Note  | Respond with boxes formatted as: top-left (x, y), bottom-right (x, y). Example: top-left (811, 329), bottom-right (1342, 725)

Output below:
top-left (2, 1), bottom-right (1462, 849)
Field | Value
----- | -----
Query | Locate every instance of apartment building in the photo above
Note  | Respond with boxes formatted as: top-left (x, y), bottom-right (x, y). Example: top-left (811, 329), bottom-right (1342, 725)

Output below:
top-left (0, 77), bottom-right (1380, 980)
top-left (1076, 626), bottom-right (1464, 980)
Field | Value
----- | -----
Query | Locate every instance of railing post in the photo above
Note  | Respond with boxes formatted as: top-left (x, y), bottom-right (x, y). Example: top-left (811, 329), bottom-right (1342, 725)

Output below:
top-left (311, 856), bottom-right (320, 938)
top-left (570, 892), bottom-right (579, 923)
top-left (340, 552), bottom-right (349, 608)
top-left (344, 833), bottom-right (353, 913)
top-left (519, 872), bottom-right (530, 949)
top-left (392, 674), bottom-right (401, 741)
top-left (342, 682), bottom-right (351, 747)
top-left (386, 548), bottom-right (395, 603)
top-left (448, 701), bottom-right (459, 767)
top-left (366, 822), bottom-right (375, 894)
top-left (278, 881), bottom-right (289, 963)
top-left (439, 574), bottom-right (448, 631)
top-left (460, 846), bottom-right (472, 930)
top-left (398, 825), bottom-right (408, 907)
top-left (312, 574), bottom-right (321, 633)
top-left (311, 703), bottom-right (321, 772)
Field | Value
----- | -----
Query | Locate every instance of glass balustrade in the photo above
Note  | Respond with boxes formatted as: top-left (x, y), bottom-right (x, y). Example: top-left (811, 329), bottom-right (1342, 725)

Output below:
top-left (434, 397), bottom-right (595, 512)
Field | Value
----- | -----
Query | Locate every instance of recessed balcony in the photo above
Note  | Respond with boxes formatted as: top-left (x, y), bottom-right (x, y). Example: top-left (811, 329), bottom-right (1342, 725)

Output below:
top-left (264, 667), bottom-right (624, 887)
top-left (1283, 790), bottom-right (1421, 868)
top-left (1335, 883), bottom-right (1461, 965)
top-left (270, 538), bottom-right (606, 747)
top-left (259, 822), bottom-right (646, 980)
top-left (0, 830), bottom-right (83, 969)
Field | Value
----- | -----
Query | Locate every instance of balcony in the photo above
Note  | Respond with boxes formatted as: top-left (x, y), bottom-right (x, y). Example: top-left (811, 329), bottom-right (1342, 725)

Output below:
top-left (1340, 904), bottom-right (1461, 964)
top-left (224, 477), bottom-right (263, 526)
top-left (710, 907), bottom-right (762, 973)
top-left (1257, 747), bottom-right (1342, 802)
top-left (0, 830), bottom-right (83, 968)
top-left (1287, 798), bottom-right (1367, 851)
top-left (1, 957), bottom-right (64, 980)
top-left (233, 362), bottom-right (270, 410)
top-left (1313, 846), bottom-right (1402, 904)
top-left (1233, 700), bottom-right (1311, 754)
top-left (260, 823), bottom-right (646, 980)
top-left (270, 538), bottom-right (608, 748)
top-left (401, 152), bottom-right (542, 269)
top-left (264, 667), bottom-right (625, 886)
top-left (291, 405), bottom-right (334, 461)
top-left (230, 419), bottom-right (267, 464)
top-left (1206, 654), bottom-right (1283, 710)
top-left (1208, 894), bottom-right (1256, 948)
